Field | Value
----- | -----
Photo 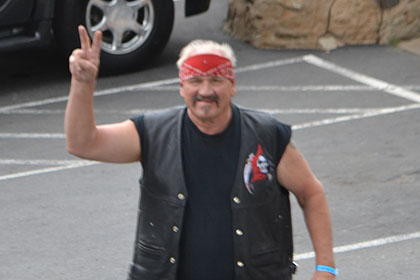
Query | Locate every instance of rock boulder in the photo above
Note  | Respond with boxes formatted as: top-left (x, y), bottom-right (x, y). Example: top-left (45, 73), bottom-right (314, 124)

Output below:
top-left (223, 0), bottom-right (420, 50)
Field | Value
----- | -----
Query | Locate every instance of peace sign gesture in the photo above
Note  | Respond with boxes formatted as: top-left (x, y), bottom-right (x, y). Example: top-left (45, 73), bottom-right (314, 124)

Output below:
top-left (69, 25), bottom-right (102, 83)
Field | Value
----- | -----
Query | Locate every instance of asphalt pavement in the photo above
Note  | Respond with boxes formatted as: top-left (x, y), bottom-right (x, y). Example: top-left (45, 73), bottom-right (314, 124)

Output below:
top-left (1, 1), bottom-right (420, 279)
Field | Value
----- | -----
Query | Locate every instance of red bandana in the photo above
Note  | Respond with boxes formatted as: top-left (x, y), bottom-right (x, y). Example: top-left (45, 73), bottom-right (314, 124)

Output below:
top-left (179, 53), bottom-right (235, 85)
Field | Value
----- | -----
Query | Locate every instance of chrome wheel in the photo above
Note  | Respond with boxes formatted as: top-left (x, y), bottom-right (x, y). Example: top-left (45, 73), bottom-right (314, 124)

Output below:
top-left (85, 0), bottom-right (155, 55)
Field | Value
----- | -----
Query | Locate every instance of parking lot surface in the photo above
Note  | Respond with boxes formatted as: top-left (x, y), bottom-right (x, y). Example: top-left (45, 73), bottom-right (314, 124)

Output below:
top-left (1, 1), bottom-right (420, 279)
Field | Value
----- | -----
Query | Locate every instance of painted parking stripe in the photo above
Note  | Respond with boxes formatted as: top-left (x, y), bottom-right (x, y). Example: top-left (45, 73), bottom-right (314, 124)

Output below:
top-left (0, 161), bottom-right (98, 181)
top-left (0, 159), bottom-right (90, 165)
top-left (235, 56), bottom-right (304, 73)
top-left (294, 231), bottom-right (420, 260)
top-left (0, 78), bottom-right (179, 113)
top-left (292, 103), bottom-right (420, 130)
top-left (303, 54), bottom-right (420, 103)
top-left (0, 133), bottom-right (65, 139)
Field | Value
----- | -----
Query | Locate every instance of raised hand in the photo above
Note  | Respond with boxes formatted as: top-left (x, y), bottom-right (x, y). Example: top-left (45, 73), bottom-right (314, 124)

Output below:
top-left (69, 25), bottom-right (102, 83)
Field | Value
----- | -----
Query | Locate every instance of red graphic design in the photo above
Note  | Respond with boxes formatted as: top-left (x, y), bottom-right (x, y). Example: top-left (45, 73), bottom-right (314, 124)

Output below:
top-left (243, 144), bottom-right (273, 195)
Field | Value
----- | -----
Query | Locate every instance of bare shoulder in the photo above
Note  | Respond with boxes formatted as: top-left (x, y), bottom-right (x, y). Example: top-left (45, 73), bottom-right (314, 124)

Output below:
top-left (276, 140), bottom-right (321, 196)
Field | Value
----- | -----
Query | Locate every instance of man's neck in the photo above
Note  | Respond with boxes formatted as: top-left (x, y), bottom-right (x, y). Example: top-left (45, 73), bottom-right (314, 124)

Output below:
top-left (187, 106), bottom-right (233, 135)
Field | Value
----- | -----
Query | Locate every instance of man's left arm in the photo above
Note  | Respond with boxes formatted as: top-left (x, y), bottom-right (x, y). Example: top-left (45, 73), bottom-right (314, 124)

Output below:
top-left (277, 142), bottom-right (336, 280)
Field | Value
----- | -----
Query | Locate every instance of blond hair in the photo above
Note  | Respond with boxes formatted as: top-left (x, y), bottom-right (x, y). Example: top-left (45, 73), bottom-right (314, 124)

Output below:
top-left (177, 39), bottom-right (237, 68)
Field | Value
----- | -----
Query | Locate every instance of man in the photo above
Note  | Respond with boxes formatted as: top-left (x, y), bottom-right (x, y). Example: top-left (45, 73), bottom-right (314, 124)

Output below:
top-left (65, 25), bottom-right (336, 280)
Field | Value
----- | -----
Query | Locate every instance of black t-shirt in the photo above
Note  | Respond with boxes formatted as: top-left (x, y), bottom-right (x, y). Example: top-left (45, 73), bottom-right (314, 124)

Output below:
top-left (130, 106), bottom-right (290, 280)
top-left (177, 106), bottom-right (240, 280)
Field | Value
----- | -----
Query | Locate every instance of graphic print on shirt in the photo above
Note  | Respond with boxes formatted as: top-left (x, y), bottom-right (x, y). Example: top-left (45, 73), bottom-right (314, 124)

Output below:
top-left (243, 144), bottom-right (274, 195)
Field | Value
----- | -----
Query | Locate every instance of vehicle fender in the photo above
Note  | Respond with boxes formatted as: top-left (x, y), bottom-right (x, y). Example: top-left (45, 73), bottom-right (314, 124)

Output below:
top-left (185, 0), bottom-right (210, 17)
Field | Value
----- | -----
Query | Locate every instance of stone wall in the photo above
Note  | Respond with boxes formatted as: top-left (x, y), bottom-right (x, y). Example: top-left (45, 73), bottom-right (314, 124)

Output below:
top-left (223, 0), bottom-right (420, 51)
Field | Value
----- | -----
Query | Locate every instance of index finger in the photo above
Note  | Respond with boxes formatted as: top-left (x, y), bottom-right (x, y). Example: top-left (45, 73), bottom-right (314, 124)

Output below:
top-left (78, 25), bottom-right (91, 50)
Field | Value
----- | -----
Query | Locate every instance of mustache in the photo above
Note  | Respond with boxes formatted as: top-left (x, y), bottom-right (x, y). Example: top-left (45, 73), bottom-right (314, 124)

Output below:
top-left (193, 94), bottom-right (219, 103)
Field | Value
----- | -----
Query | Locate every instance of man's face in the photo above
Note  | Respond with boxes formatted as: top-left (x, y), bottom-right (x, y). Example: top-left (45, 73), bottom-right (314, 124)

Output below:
top-left (180, 75), bottom-right (235, 122)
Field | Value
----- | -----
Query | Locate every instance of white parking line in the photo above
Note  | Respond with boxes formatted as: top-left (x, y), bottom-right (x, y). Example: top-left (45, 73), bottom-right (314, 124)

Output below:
top-left (295, 231), bottom-right (420, 260)
top-left (0, 109), bottom-right (65, 114)
top-left (303, 55), bottom-right (420, 103)
top-left (0, 161), bottom-right (98, 181)
top-left (0, 159), bottom-right (89, 165)
top-left (0, 133), bottom-right (65, 139)
top-left (292, 103), bottom-right (420, 130)
top-left (0, 78), bottom-right (179, 113)
top-left (235, 56), bottom-right (304, 73)
top-left (0, 95), bottom-right (70, 113)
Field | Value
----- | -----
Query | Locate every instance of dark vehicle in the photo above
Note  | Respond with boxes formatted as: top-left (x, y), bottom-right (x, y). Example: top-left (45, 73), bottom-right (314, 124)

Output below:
top-left (0, 0), bottom-right (210, 74)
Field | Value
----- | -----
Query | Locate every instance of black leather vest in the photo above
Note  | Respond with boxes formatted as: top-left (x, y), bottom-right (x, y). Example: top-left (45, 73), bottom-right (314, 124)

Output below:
top-left (128, 106), bottom-right (294, 280)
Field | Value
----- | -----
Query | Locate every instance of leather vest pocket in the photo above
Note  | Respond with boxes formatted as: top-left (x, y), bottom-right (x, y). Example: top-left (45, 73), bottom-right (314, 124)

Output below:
top-left (130, 240), bottom-right (168, 280)
top-left (251, 248), bottom-right (285, 266)
top-left (249, 249), bottom-right (292, 280)
top-left (137, 241), bottom-right (166, 260)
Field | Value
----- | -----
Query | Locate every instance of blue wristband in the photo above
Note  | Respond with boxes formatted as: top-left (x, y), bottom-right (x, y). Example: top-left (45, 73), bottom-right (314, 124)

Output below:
top-left (316, 265), bottom-right (338, 276)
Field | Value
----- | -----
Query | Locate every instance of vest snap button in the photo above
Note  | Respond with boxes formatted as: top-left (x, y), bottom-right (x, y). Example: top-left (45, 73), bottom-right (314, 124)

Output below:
top-left (170, 257), bottom-right (176, 264)
top-left (172, 225), bottom-right (179, 233)
top-left (235, 229), bottom-right (244, 236)
top-left (236, 260), bottom-right (244, 267)
top-left (177, 193), bottom-right (185, 200)
top-left (233, 196), bottom-right (240, 204)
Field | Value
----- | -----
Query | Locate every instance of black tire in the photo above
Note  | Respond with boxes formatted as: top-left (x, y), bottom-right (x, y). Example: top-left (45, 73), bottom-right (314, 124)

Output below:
top-left (53, 0), bottom-right (175, 74)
